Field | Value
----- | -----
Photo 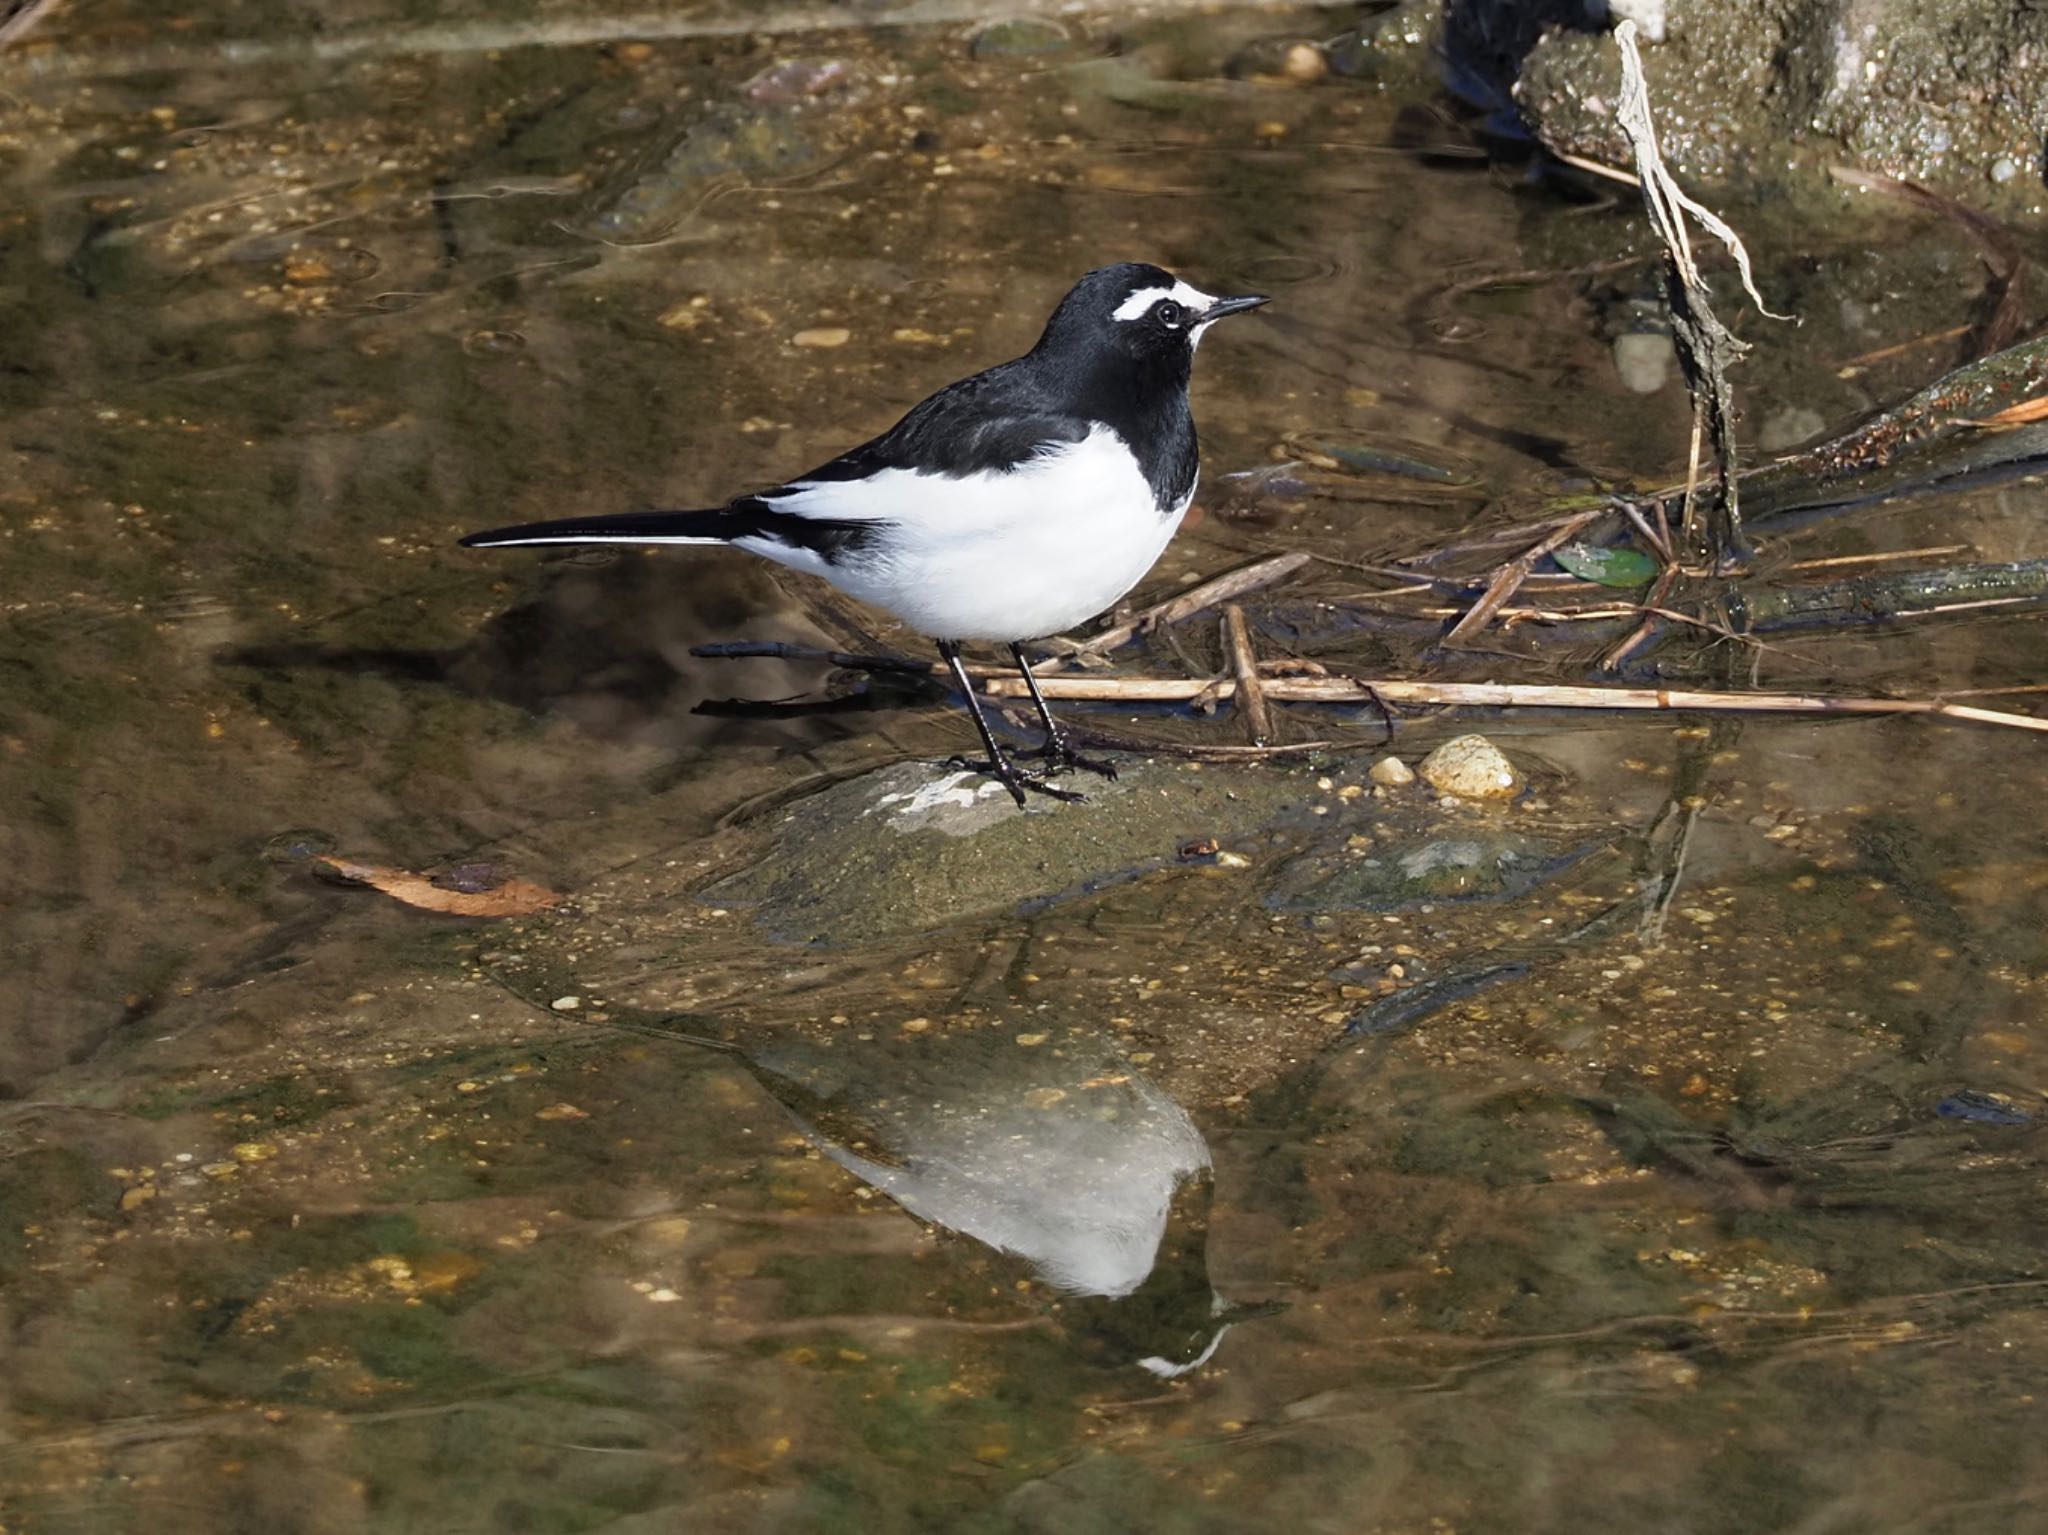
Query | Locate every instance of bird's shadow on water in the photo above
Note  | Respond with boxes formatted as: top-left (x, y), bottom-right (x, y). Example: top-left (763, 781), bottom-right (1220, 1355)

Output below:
top-left (213, 555), bottom-right (933, 750)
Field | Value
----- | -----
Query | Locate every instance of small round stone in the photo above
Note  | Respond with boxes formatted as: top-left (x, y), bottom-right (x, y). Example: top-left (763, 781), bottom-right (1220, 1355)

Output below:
top-left (1282, 43), bottom-right (1327, 82)
top-left (1417, 735), bottom-right (1521, 799)
top-left (1368, 755), bottom-right (1416, 787)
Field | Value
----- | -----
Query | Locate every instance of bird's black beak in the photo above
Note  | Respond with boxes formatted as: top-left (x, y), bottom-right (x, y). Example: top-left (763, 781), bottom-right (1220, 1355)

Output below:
top-left (1203, 293), bottom-right (1269, 320)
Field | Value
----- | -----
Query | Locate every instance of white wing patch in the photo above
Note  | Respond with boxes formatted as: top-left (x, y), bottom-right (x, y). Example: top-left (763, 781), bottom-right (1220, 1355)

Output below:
top-left (1111, 279), bottom-right (1218, 322)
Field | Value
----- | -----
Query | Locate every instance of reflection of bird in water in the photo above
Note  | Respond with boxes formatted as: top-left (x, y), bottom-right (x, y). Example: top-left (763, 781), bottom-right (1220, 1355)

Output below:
top-left (659, 1017), bottom-right (1264, 1376)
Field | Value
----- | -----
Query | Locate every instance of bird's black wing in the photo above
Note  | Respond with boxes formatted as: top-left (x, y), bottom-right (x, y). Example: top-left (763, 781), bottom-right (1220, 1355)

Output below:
top-left (779, 360), bottom-right (1094, 487)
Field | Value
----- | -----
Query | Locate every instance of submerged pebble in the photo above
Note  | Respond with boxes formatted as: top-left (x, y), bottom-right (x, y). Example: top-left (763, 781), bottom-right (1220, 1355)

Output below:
top-left (1935, 1091), bottom-right (2033, 1126)
top-left (745, 58), bottom-right (852, 106)
top-left (1226, 38), bottom-right (1329, 83)
top-left (263, 828), bottom-right (336, 863)
top-left (1418, 736), bottom-right (1520, 799)
top-left (969, 18), bottom-right (1081, 60)
top-left (1613, 331), bottom-right (1674, 394)
top-left (1368, 755), bottom-right (1416, 787)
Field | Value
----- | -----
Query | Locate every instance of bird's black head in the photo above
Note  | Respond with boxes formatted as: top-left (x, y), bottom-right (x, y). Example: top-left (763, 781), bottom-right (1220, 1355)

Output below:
top-left (1031, 262), bottom-right (1268, 388)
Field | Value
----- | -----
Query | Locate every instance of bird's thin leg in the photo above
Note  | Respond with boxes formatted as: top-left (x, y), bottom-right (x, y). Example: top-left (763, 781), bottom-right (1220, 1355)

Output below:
top-left (1008, 643), bottom-right (1118, 780)
top-left (936, 640), bottom-right (1083, 807)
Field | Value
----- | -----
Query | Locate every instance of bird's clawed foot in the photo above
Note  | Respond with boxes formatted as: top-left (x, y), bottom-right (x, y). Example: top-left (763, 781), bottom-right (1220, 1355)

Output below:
top-left (1014, 732), bottom-right (1119, 781)
top-left (943, 753), bottom-right (1090, 807)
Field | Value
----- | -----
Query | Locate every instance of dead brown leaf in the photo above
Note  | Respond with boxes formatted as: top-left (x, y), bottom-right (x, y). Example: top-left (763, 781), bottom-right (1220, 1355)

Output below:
top-left (1975, 395), bottom-right (2048, 428)
top-left (315, 856), bottom-right (561, 918)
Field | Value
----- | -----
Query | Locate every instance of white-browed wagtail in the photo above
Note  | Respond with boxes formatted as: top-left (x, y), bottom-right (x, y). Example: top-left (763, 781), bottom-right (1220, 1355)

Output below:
top-left (460, 263), bottom-right (1268, 804)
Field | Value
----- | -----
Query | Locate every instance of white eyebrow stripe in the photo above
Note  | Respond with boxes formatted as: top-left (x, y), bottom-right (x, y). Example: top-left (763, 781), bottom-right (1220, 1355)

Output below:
top-left (1111, 279), bottom-right (1217, 322)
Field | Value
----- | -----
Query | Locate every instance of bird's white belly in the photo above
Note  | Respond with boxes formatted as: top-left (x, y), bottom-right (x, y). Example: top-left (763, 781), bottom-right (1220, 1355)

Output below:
top-left (747, 424), bottom-right (1190, 642)
top-left (856, 491), bottom-right (1185, 641)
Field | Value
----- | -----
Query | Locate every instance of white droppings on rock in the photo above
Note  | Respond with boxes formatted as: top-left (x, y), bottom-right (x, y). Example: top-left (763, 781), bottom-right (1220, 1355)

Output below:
top-left (1417, 735), bottom-right (1521, 799)
top-left (868, 770), bottom-right (1008, 820)
top-left (1368, 755), bottom-right (1416, 787)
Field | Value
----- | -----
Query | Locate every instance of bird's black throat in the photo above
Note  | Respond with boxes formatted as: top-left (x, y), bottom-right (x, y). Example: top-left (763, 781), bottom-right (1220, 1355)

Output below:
top-left (1039, 345), bottom-right (1200, 512)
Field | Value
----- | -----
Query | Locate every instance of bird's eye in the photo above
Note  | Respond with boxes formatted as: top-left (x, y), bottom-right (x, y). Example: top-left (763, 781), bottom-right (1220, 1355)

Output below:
top-left (1154, 300), bottom-right (1185, 329)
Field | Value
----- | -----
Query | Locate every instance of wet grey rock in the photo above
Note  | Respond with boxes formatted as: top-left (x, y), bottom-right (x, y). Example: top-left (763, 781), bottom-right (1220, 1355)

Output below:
top-left (585, 63), bottom-right (867, 244)
top-left (706, 760), bottom-right (1313, 943)
top-left (1267, 828), bottom-right (1591, 913)
top-left (1355, 1), bottom-right (2048, 217)
top-left (1431, 0), bottom-right (2048, 218)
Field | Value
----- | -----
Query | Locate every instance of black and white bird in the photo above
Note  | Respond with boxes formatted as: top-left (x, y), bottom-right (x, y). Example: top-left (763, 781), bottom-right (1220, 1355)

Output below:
top-left (459, 263), bottom-right (1267, 804)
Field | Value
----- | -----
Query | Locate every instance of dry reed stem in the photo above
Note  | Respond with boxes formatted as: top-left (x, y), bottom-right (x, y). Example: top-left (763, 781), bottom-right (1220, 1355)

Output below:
top-left (976, 672), bottom-right (2048, 733)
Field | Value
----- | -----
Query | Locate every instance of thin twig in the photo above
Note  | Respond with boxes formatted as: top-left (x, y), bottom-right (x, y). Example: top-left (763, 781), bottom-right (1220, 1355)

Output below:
top-left (1618, 499), bottom-right (1674, 562)
top-left (1841, 325), bottom-right (1972, 370)
top-left (1061, 551), bottom-right (1312, 662)
top-left (1400, 506), bottom-right (1613, 568)
top-left (1221, 604), bottom-right (1275, 746)
top-left (1600, 562), bottom-right (1683, 670)
top-left (1554, 150), bottom-right (1642, 187)
top-left (1445, 510), bottom-right (1601, 644)
top-left (1785, 545), bottom-right (1970, 571)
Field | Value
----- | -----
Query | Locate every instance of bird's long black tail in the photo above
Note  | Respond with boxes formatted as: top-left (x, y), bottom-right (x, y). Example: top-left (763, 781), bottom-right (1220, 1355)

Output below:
top-left (458, 506), bottom-right (747, 549)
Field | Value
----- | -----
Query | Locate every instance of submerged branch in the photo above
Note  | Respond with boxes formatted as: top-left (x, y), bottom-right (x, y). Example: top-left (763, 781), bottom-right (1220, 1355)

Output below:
top-left (1726, 559), bottom-right (2048, 630)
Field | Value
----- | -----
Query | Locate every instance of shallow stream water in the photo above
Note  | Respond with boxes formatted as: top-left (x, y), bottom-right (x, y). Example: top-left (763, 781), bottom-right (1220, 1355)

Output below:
top-left (5, 3), bottom-right (2048, 1531)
